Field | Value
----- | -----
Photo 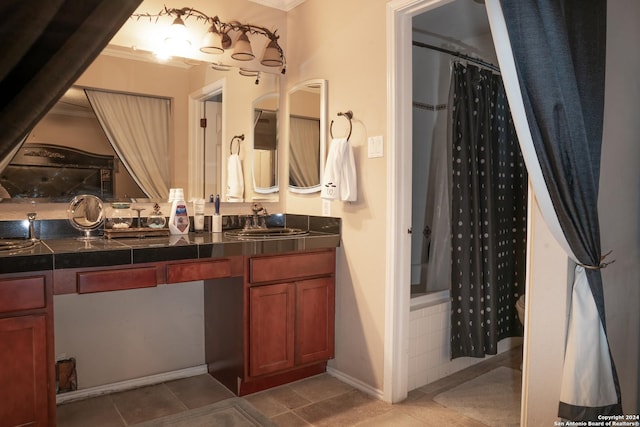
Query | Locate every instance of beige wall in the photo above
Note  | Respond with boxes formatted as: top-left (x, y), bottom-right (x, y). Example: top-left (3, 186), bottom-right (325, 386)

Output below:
top-left (600, 0), bottom-right (640, 414)
top-left (286, 0), bottom-right (640, 415)
top-left (285, 0), bottom-right (389, 391)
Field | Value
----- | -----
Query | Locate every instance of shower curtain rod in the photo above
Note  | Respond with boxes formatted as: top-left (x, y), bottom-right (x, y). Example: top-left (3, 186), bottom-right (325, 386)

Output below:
top-left (412, 40), bottom-right (500, 73)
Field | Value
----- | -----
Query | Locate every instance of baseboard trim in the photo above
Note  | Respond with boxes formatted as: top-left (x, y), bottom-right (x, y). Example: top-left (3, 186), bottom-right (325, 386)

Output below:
top-left (326, 366), bottom-right (384, 400)
top-left (55, 364), bottom-right (208, 405)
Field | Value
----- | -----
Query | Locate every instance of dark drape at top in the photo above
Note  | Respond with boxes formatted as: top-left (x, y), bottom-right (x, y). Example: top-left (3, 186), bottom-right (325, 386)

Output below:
top-left (0, 0), bottom-right (142, 162)
top-left (450, 62), bottom-right (528, 359)
top-left (498, 0), bottom-right (621, 420)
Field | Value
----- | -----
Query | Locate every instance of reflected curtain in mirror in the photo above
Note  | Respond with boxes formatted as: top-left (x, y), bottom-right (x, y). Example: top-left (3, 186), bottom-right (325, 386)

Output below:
top-left (289, 116), bottom-right (320, 188)
top-left (0, 0), bottom-right (142, 166)
top-left (253, 109), bottom-right (278, 190)
top-left (85, 90), bottom-right (171, 199)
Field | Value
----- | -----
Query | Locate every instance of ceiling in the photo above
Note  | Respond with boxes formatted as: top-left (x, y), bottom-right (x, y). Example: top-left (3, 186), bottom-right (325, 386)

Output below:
top-left (412, 0), bottom-right (491, 47)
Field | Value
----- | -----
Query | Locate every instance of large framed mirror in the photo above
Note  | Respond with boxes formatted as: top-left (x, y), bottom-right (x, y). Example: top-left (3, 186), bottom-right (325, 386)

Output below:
top-left (0, 0), bottom-right (287, 205)
top-left (288, 79), bottom-right (327, 194)
top-left (0, 50), bottom-right (282, 203)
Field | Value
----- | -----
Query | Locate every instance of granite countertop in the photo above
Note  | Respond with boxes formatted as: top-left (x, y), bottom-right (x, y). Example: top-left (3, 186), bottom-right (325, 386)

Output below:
top-left (0, 214), bottom-right (341, 275)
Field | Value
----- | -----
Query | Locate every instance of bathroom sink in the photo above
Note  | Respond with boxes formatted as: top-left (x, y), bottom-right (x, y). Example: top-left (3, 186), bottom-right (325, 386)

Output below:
top-left (0, 239), bottom-right (36, 252)
top-left (225, 227), bottom-right (308, 239)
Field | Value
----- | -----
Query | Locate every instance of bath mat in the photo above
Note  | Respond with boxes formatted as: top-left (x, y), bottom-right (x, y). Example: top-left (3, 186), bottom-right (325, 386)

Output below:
top-left (433, 367), bottom-right (521, 427)
top-left (131, 397), bottom-right (275, 427)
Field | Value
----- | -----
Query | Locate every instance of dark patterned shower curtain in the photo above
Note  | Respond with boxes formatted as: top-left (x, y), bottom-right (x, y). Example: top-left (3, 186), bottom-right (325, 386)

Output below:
top-left (449, 62), bottom-right (528, 359)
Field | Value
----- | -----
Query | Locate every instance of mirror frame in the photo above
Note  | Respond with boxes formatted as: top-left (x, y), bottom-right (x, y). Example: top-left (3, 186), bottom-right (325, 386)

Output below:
top-left (252, 92), bottom-right (280, 195)
top-left (288, 79), bottom-right (327, 194)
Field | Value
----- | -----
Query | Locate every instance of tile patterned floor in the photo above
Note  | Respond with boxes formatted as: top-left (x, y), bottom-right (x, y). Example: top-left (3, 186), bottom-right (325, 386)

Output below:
top-left (57, 347), bottom-right (522, 426)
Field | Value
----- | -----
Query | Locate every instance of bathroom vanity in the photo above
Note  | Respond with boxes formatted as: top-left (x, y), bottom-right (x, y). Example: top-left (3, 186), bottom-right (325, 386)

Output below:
top-left (0, 214), bottom-right (340, 426)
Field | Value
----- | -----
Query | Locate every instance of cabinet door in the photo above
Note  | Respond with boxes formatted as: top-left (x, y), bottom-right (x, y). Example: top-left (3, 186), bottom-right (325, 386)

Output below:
top-left (0, 315), bottom-right (48, 427)
top-left (249, 283), bottom-right (295, 377)
top-left (295, 277), bottom-right (335, 365)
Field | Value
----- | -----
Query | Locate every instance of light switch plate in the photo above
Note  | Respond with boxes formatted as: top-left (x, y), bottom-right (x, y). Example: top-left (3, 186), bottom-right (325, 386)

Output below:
top-left (368, 135), bottom-right (384, 158)
top-left (322, 198), bottom-right (331, 216)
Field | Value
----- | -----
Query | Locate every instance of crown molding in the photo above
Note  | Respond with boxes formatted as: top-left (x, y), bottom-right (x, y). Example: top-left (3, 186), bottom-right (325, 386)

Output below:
top-left (248, 0), bottom-right (306, 11)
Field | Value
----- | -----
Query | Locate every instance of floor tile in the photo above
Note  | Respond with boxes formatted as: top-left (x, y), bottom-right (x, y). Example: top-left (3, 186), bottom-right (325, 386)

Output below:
top-left (57, 395), bottom-right (125, 427)
top-left (270, 411), bottom-right (312, 426)
top-left (252, 385), bottom-right (312, 410)
top-left (56, 347), bottom-right (522, 426)
top-left (354, 408), bottom-right (428, 427)
top-left (164, 374), bottom-right (234, 409)
top-left (294, 389), bottom-right (392, 426)
top-left (244, 390), bottom-right (293, 418)
top-left (288, 373), bottom-right (356, 403)
top-left (110, 383), bottom-right (187, 425)
top-left (396, 395), bottom-right (487, 427)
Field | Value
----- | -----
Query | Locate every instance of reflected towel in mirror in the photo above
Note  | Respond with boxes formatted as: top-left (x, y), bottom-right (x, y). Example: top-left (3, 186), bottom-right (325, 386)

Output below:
top-left (227, 153), bottom-right (244, 201)
top-left (321, 138), bottom-right (357, 202)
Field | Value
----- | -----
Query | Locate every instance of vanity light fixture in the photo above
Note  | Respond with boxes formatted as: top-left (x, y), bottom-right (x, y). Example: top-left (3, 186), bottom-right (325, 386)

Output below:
top-left (231, 31), bottom-right (254, 61)
top-left (132, 7), bottom-right (287, 74)
top-left (164, 14), bottom-right (191, 51)
top-left (239, 68), bottom-right (261, 85)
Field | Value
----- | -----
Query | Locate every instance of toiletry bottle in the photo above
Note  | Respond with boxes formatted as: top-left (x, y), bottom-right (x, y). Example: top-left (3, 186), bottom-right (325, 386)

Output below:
top-left (193, 199), bottom-right (205, 231)
top-left (169, 188), bottom-right (190, 235)
top-left (212, 194), bottom-right (222, 233)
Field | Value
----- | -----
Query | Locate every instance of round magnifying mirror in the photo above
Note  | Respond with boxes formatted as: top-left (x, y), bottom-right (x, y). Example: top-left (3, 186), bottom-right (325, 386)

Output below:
top-left (67, 194), bottom-right (104, 240)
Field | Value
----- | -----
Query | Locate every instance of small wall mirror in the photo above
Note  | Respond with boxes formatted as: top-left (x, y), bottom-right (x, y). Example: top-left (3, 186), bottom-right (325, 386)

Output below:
top-left (288, 79), bottom-right (327, 194)
top-left (252, 93), bottom-right (279, 194)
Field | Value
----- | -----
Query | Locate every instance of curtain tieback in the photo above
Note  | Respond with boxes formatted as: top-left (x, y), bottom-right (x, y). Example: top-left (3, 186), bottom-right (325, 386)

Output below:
top-left (578, 250), bottom-right (615, 270)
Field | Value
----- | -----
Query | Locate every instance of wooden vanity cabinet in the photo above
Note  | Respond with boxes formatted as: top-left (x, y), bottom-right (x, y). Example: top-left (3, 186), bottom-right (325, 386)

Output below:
top-left (240, 249), bottom-right (336, 395)
top-left (0, 271), bottom-right (55, 427)
top-left (205, 249), bottom-right (336, 396)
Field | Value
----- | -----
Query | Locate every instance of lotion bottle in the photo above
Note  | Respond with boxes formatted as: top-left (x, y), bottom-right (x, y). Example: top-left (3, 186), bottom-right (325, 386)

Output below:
top-left (169, 188), bottom-right (190, 235)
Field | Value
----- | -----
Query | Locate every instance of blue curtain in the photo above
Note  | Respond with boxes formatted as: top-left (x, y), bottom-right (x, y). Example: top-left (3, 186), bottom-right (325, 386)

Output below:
top-left (449, 62), bottom-right (528, 358)
top-left (497, 0), bottom-right (621, 420)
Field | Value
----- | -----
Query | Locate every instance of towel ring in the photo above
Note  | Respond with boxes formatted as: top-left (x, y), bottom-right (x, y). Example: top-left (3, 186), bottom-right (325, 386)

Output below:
top-left (229, 134), bottom-right (244, 155)
top-left (330, 110), bottom-right (353, 140)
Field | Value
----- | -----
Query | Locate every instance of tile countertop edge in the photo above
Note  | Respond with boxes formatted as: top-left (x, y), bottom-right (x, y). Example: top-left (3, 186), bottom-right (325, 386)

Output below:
top-left (0, 232), bottom-right (341, 273)
top-left (0, 214), bottom-right (341, 273)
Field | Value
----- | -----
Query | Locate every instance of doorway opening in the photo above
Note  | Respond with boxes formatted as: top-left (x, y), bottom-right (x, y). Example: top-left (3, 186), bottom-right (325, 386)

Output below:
top-left (188, 81), bottom-right (224, 201)
top-left (410, 0), bottom-right (497, 303)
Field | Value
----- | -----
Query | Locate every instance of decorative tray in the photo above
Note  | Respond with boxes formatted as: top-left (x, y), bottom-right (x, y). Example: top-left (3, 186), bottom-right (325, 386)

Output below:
top-left (104, 228), bottom-right (169, 239)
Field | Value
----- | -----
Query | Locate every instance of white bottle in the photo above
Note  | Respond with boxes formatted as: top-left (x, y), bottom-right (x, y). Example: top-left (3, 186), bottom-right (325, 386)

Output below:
top-left (169, 188), bottom-right (190, 235)
top-left (193, 199), bottom-right (205, 231)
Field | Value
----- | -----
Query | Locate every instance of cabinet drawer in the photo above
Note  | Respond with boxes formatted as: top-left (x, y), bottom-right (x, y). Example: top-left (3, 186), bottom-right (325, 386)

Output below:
top-left (0, 276), bottom-right (46, 314)
top-left (77, 267), bottom-right (158, 294)
top-left (166, 259), bottom-right (231, 283)
top-left (250, 250), bottom-right (335, 284)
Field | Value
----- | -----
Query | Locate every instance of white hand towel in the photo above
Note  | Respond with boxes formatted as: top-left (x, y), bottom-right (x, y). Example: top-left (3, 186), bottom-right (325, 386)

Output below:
top-left (226, 153), bottom-right (244, 201)
top-left (321, 138), bottom-right (357, 202)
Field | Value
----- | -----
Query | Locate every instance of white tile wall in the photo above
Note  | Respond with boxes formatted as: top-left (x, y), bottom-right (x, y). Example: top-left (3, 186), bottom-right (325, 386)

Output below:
top-left (408, 300), bottom-right (521, 391)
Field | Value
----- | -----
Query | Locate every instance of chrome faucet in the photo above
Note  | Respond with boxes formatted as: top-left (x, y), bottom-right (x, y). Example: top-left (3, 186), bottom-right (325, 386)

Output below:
top-left (27, 212), bottom-right (38, 241)
top-left (248, 203), bottom-right (268, 229)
